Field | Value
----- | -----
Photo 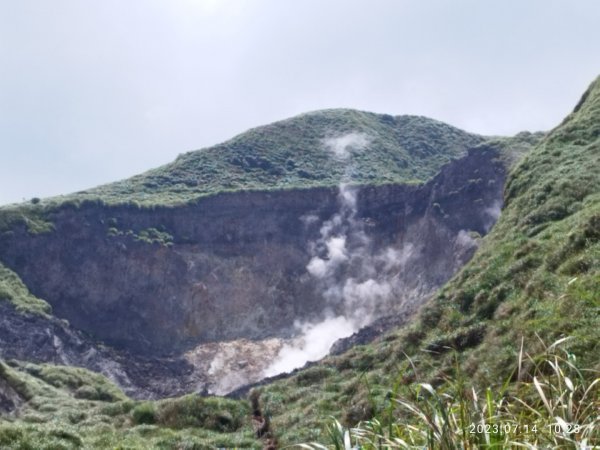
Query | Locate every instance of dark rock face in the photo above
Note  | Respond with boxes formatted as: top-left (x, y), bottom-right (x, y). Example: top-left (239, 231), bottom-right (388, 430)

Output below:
top-left (0, 147), bottom-right (506, 396)
top-left (0, 301), bottom-right (200, 398)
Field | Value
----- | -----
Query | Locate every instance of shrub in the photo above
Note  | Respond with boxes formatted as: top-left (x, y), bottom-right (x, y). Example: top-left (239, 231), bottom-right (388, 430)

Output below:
top-left (132, 402), bottom-right (156, 425)
top-left (296, 367), bottom-right (334, 386)
top-left (155, 395), bottom-right (248, 432)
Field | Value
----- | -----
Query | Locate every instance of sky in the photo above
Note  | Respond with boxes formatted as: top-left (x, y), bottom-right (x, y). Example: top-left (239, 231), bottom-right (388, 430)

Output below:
top-left (1, 0), bottom-right (599, 206)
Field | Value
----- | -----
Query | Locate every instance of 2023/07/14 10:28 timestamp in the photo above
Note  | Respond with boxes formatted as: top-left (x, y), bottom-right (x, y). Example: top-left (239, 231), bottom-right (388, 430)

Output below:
top-left (468, 423), bottom-right (582, 435)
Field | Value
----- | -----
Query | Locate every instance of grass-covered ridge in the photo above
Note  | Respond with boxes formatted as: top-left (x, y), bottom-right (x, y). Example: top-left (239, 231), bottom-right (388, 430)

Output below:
top-left (0, 109), bottom-right (539, 233)
top-left (40, 110), bottom-right (485, 207)
top-left (429, 75), bottom-right (600, 376)
top-left (0, 109), bottom-right (498, 248)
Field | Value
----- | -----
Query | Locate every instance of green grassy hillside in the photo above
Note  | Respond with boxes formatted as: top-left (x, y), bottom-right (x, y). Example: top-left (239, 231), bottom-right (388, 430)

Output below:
top-left (252, 76), bottom-right (600, 445)
top-left (34, 110), bottom-right (485, 207)
top-left (0, 361), bottom-right (256, 448)
top-left (428, 74), bottom-right (600, 378)
top-left (0, 262), bottom-right (51, 316)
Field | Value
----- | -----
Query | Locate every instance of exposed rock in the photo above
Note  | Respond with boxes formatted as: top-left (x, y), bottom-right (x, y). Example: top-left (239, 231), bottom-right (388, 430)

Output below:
top-left (0, 301), bottom-right (187, 398)
top-left (185, 337), bottom-right (286, 395)
top-left (0, 147), bottom-right (506, 397)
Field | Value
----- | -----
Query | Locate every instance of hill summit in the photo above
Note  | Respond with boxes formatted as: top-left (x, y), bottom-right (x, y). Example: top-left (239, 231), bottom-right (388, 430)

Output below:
top-left (63, 110), bottom-right (485, 206)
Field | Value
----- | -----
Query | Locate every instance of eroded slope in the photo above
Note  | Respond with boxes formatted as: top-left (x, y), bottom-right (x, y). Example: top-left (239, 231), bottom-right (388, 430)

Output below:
top-left (1, 145), bottom-right (509, 396)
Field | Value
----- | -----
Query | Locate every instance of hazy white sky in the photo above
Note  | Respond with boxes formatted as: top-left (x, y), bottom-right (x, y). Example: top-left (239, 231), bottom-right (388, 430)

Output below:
top-left (1, 0), bottom-right (599, 205)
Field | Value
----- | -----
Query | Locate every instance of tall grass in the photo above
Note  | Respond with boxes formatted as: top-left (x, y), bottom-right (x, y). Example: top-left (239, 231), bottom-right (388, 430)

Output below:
top-left (301, 338), bottom-right (599, 449)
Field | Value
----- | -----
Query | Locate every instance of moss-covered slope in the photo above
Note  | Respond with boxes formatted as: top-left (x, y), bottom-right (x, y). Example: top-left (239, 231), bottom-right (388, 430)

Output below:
top-left (40, 110), bottom-right (485, 206)
top-left (426, 74), bottom-right (600, 376)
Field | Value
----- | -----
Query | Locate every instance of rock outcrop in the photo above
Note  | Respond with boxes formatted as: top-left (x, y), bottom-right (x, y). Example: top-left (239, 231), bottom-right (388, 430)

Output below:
top-left (0, 146), bottom-right (506, 396)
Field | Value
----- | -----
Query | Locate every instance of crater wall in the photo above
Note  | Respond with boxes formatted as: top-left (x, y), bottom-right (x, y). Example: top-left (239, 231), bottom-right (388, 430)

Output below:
top-left (0, 146), bottom-right (506, 395)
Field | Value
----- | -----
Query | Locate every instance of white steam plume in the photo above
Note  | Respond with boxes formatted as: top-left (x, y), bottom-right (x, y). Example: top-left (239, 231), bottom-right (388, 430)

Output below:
top-left (323, 132), bottom-right (369, 160)
top-left (307, 236), bottom-right (348, 278)
top-left (263, 133), bottom-right (498, 376)
top-left (484, 201), bottom-right (502, 232)
top-left (456, 229), bottom-right (478, 249)
top-left (264, 134), bottom-right (418, 376)
top-left (263, 315), bottom-right (355, 376)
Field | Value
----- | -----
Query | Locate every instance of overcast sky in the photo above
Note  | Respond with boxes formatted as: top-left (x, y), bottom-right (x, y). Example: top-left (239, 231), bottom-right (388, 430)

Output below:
top-left (1, 0), bottom-right (599, 205)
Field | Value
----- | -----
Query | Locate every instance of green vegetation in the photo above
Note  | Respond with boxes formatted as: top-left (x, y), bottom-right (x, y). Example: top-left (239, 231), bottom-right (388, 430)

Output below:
top-left (0, 110), bottom-right (538, 239)
top-left (18, 363), bottom-right (127, 403)
top-left (0, 360), bottom-right (255, 449)
top-left (0, 111), bottom-right (485, 214)
top-left (130, 395), bottom-right (248, 433)
top-left (304, 340), bottom-right (599, 449)
top-left (475, 130), bottom-right (546, 169)
top-left (424, 75), bottom-right (600, 381)
top-left (0, 263), bottom-right (51, 316)
top-left (0, 203), bottom-right (54, 235)
top-left (60, 111), bottom-right (484, 206)
top-left (107, 226), bottom-right (174, 246)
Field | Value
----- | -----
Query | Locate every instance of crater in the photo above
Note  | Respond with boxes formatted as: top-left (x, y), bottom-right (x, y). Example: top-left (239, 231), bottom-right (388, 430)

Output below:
top-left (0, 148), bottom-right (506, 397)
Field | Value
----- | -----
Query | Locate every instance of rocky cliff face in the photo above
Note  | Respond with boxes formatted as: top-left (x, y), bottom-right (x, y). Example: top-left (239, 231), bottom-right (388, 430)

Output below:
top-left (0, 146), bottom-right (506, 396)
